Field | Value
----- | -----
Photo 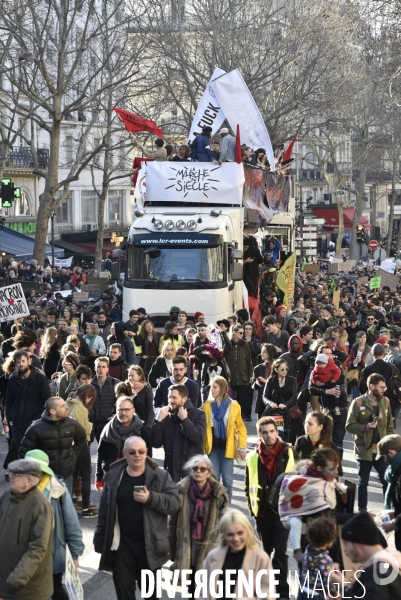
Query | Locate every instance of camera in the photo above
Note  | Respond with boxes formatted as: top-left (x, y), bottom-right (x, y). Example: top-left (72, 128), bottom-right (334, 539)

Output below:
top-left (369, 414), bottom-right (382, 424)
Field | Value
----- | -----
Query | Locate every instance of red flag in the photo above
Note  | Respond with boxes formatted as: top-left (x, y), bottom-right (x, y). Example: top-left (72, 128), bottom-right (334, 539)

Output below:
top-left (113, 107), bottom-right (164, 138)
top-left (235, 124), bottom-right (242, 164)
top-left (283, 134), bottom-right (297, 161)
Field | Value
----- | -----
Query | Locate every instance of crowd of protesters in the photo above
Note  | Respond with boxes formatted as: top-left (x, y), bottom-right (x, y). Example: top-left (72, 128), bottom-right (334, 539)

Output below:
top-left (1, 254), bottom-right (401, 599)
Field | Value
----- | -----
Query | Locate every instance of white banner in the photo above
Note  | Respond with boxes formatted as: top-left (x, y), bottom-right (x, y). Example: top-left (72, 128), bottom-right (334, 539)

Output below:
top-left (211, 69), bottom-right (275, 171)
top-left (0, 283), bottom-right (30, 321)
top-left (54, 256), bottom-right (73, 268)
top-left (188, 67), bottom-right (227, 143)
top-left (145, 162), bottom-right (245, 205)
top-left (64, 545), bottom-right (84, 600)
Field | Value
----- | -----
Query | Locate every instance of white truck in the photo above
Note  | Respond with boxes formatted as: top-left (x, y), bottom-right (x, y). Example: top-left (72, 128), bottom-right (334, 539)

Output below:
top-left (116, 162), bottom-right (294, 323)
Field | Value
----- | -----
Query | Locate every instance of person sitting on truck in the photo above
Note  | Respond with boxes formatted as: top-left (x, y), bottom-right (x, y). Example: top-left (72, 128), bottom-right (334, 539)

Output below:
top-left (135, 137), bottom-right (167, 161)
top-left (190, 126), bottom-right (214, 162)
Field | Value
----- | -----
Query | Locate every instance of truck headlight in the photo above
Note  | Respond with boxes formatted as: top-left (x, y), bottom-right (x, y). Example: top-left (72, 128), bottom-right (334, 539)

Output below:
top-left (154, 219), bottom-right (163, 230)
top-left (165, 220), bottom-right (174, 230)
top-left (176, 220), bottom-right (186, 230)
top-left (187, 220), bottom-right (197, 230)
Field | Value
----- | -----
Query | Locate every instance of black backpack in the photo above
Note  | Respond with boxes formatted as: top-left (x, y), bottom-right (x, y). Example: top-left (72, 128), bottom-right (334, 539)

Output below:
top-left (386, 366), bottom-right (401, 411)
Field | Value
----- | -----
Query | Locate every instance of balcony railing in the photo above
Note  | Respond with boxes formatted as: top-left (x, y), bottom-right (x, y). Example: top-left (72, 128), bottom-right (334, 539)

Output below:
top-left (0, 146), bottom-right (49, 169)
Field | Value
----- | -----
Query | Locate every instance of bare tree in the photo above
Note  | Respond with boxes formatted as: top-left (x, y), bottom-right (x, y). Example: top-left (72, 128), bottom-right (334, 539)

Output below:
top-left (0, 0), bottom-right (144, 262)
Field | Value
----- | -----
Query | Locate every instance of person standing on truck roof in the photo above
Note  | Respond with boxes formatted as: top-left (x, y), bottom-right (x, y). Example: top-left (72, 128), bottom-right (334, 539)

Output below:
top-left (218, 127), bottom-right (236, 163)
top-left (262, 236), bottom-right (283, 265)
top-left (190, 126), bottom-right (214, 162)
top-left (135, 137), bottom-right (167, 161)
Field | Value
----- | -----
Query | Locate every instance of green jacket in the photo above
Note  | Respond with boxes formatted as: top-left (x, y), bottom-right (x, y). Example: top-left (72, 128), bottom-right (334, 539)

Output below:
top-left (0, 487), bottom-right (53, 600)
top-left (345, 394), bottom-right (394, 461)
top-left (57, 372), bottom-right (77, 400)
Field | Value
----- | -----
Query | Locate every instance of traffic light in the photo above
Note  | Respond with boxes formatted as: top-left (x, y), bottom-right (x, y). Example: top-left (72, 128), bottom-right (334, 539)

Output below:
top-left (0, 178), bottom-right (21, 207)
top-left (356, 225), bottom-right (365, 244)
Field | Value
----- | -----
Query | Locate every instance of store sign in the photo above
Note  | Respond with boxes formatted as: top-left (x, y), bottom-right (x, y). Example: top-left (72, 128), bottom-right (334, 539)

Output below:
top-left (4, 221), bottom-right (36, 234)
top-left (111, 232), bottom-right (124, 247)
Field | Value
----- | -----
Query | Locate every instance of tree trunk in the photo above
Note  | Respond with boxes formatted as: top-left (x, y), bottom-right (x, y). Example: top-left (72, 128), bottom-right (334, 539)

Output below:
top-left (350, 127), bottom-right (369, 260)
top-left (386, 156), bottom-right (397, 256)
top-left (33, 110), bottom-right (62, 263)
top-left (95, 187), bottom-right (108, 272)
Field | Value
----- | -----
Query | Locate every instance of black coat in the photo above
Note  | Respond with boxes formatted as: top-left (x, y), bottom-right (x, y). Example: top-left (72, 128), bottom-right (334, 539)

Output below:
top-left (133, 385), bottom-right (155, 430)
top-left (359, 359), bottom-right (399, 394)
top-left (148, 356), bottom-right (170, 388)
top-left (94, 457), bottom-right (180, 571)
top-left (19, 412), bottom-right (86, 480)
top-left (263, 375), bottom-right (297, 408)
top-left (150, 399), bottom-right (206, 482)
top-left (42, 342), bottom-right (61, 379)
top-left (92, 375), bottom-right (120, 425)
top-left (293, 436), bottom-right (342, 466)
top-left (252, 362), bottom-right (271, 415)
top-left (5, 367), bottom-right (51, 432)
top-left (96, 415), bottom-right (152, 480)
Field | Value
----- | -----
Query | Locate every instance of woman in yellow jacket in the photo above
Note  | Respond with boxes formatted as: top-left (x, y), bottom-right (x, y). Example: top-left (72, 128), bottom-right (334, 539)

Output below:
top-left (202, 375), bottom-right (247, 501)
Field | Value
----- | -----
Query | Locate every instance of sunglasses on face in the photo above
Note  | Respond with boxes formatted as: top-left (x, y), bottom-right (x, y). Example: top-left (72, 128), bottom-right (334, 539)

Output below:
top-left (278, 367), bottom-right (289, 372)
top-left (237, 331), bottom-right (244, 335)
top-left (127, 449), bottom-right (146, 455)
top-left (192, 466), bottom-right (208, 473)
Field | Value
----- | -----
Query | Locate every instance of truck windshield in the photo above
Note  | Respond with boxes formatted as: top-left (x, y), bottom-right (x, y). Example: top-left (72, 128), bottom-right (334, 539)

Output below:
top-left (126, 245), bottom-right (225, 283)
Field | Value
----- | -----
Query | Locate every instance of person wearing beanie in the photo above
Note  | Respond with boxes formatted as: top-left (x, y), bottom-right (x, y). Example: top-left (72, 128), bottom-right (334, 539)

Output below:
top-left (346, 373), bottom-right (395, 511)
top-left (377, 433), bottom-right (401, 551)
top-left (310, 354), bottom-right (341, 415)
top-left (194, 311), bottom-right (205, 323)
top-left (329, 511), bottom-right (401, 598)
top-left (275, 304), bottom-right (287, 319)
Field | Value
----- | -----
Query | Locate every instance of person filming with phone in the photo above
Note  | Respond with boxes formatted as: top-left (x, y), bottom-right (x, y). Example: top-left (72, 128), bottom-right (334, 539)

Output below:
top-left (94, 436), bottom-right (180, 600)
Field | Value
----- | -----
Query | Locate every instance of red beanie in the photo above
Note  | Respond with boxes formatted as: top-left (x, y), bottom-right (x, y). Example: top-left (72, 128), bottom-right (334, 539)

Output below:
top-left (194, 311), bottom-right (204, 321)
top-left (275, 305), bottom-right (287, 317)
top-left (375, 336), bottom-right (387, 345)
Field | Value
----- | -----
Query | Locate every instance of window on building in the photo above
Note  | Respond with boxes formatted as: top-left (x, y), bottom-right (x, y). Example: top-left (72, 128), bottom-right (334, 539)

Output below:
top-left (55, 194), bottom-right (72, 223)
top-left (14, 191), bottom-right (32, 216)
top-left (108, 190), bottom-right (123, 225)
top-left (65, 135), bottom-right (73, 167)
top-left (81, 190), bottom-right (98, 223)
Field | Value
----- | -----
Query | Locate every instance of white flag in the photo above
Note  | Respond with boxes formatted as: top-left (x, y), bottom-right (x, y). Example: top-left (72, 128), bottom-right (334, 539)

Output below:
top-left (188, 67), bottom-right (227, 142)
top-left (211, 69), bottom-right (275, 171)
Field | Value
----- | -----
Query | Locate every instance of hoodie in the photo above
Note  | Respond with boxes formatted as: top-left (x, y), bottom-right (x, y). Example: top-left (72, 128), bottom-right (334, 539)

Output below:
top-left (279, 334), bottom-right (304, 382)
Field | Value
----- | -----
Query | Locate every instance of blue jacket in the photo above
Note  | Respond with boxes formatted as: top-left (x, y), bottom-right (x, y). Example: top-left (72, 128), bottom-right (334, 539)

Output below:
top-left (42, 476), bottom-right (85, 573)
top-left (153, 376), bottom-right (200, 409)
top-left (220, 134), bottom-right (236, 162)
top-left (191, 134), bottom-right (213, 161)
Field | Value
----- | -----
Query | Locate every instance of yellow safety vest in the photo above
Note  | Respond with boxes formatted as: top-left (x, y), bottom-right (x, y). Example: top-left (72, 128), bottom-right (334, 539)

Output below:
top-left (246, 447), bottom-right (295, 517)
top-left (132, 325), bottom-right (142, 356)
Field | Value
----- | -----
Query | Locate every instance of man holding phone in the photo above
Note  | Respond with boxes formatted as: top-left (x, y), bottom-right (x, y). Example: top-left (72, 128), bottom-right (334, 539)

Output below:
top-left (94, 436), bottom-right (180, 600)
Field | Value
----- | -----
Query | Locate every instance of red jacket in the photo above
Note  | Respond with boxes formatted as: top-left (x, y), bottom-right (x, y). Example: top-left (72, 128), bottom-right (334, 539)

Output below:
top-left (311, 357), bottom-right (341, 385)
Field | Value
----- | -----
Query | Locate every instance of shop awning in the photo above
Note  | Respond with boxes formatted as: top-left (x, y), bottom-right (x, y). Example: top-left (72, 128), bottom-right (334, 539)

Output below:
top-left (312, 207), bottom-right (371, 229)
top-left (0, 227), bottom-right (64, 260)
top-left (74, 240), bottom-right (118, 257)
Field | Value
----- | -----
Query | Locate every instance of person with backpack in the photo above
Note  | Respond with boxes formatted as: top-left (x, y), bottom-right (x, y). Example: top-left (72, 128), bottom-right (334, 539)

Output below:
top-left (359, 343), bottom-right (401, 420)
top-left (345, 373), bottom-right (394, 511)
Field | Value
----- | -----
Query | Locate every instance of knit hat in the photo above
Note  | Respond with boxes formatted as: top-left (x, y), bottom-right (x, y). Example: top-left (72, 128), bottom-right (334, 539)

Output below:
top-left (25, 450), bottom-right (54, 476)
top-left (275, 305), bottom-right (287, 318)
top-left (315, 353), bottom-right (329, 365)
top-left (341, 512), bottom-right (382, 545)
top-left (323, 305), bottom-right (333, 315)
top-left (194, 311), bottom-right (204, 321)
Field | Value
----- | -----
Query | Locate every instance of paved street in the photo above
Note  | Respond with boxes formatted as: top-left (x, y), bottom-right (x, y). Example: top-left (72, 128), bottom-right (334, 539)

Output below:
top-left (0, 409), bottom-right (398, 599)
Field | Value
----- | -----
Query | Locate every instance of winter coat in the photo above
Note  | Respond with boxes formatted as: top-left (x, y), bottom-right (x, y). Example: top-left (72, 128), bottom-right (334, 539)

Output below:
top-left (253, 362), bottom-right (272, 415)
top-left (154, 376), bottom-right (200, 409)
top-left (202, 398), bottom-right (247, 458)
top-left (42, 342), bottom-right (61, 379)
top-left (106, 334), bottom-right (135, 364)
top-left (246, 335), bottom-right (262, 366)
top-left (93, 457), bottom-right (180, 571)
top-left (344, 548), bottom-right (401, 599)
top-left (293, 436), bottom-right (342, 475)
top-left (41, 476), bottom-right (84, 573)
top-left (96, 414), bottom-right (152, 480)
top-left (92, 375), bottom-right (120, 425)
top-left (19, 412), bottom-right (87, 480)
top-left (133, 385), bottom-right (154, 430)
top-left (0, 487), bottom-right (53, 600)
top-left (359, 359), bottom-right (400, 395)
top-left (168, 476), bottom-right (229, 570)
top-left (280, 334), bottom-right (304, 383)
top-left (57, 371), bottom-right (77, 400)
top-left (151, 399), bottom-right (207, 482)
top-left (82, 334), bottom-right (106, 356)
top-left (345, 394), bottom-right (394, 461)
top-left (141, 332), bottom-right (162, 375)
top-left (202, 545), bottom-right (276, 600)
top-left (191, 134), bottom-right (213, 162)
top-left (226, 338), bottom-right (253, 386)
top-left (97, 322), bottom-right (111, 343)
top-left (5, 366), bottom-right (51, 432)
top-left (66, 397), bottom-right (92, 441)
top-left (346, 344), bottom-right (371, 383)
top-left (219, 134), bottom-right (236, 162)
top-left (148, 356), bottom-right (170, 388)
top-left (263, 375), bottom-right (297, 408)
top-left (193, 335), bottom-right (231, 388)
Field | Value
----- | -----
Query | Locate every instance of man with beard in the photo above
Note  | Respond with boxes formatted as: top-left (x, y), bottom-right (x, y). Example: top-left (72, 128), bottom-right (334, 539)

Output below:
top-left (5, 350), bottom-right (51, 449)
top-left (107, 344), bottom-right (129, 381)
top-left (151, 385), bottom-right (206, 482)
top-left (346, 373), bottom-right (394, 511)
top-left (280, 334), bottom-right (304, 384)
top-left (95, 396), bottom-right (152, 486)
top-left (153, 356), bottom-right (200, 410)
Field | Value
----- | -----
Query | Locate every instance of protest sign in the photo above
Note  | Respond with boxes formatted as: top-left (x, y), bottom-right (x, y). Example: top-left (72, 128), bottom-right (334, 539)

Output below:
top-left (304, 264), bottom-right (320, 275)
top-left (370, 277), bottom-right (381, 289)
top-left (376, 268), bottom-right (400, 291)
top-left (81, 283), bottom-right (101, 299)
top-left (358, 276), bottom-right (369, 286)
top-left (54, 256), bottom-right (73, 268)
top-left (332, 290), bottom-right (341, 310)
top-left (73, 292), bottom-right (89, 302)
top-left (0, 283), bottom-right (30, 321)
top-left (86, 276), bottom-right (109, 291)
top-left (64, 545), bottom-right (84, 600)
